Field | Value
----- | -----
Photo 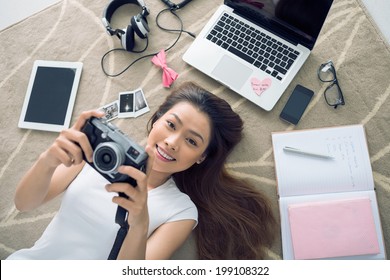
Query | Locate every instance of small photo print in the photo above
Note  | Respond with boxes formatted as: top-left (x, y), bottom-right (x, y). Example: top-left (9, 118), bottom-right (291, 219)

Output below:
top-left (134, 88), bottom-right (150, 117)
top-left (99, 100), bottom-right (119, 121)
top-left (118, 91), bottom-right (135, 118)
top-left (118, 88), bottom-right (150, 119)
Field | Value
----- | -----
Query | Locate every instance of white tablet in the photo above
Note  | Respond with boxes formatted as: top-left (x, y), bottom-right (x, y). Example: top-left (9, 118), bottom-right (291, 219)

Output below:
top-left (18, 60), bottom-right (83, 132)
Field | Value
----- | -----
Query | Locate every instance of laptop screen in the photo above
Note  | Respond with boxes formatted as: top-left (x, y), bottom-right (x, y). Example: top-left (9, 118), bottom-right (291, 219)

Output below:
top-left (226, 0), bottom-right (333, 49)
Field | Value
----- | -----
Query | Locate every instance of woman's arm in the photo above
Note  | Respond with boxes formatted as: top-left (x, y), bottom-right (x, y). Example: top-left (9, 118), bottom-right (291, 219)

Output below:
top-left (145, 219), bottom-right (196, 260)
top-left (120, 219), bottom-right (195, 260)
top-left (14, 157), bottom-right (84, 212)
top-left (14, 110), bottom-right (105, 212)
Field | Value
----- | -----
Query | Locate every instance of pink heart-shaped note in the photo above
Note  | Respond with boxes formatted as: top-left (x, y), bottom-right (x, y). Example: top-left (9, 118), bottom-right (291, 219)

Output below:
top-left (251, 77), bottom-right (272, 96)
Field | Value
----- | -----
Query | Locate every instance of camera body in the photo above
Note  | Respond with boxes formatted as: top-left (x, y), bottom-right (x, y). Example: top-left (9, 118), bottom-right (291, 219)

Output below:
top-left (81, 117), bottom-right (148, 185)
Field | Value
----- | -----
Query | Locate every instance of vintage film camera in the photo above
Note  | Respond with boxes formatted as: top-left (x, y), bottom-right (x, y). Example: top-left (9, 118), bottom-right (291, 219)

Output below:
top-left (81, 117), bottom-right (148, 185)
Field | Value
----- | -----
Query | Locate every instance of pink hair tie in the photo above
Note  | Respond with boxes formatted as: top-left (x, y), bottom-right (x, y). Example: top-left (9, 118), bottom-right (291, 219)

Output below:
top-left (151, 50), bottom-right (179, 88)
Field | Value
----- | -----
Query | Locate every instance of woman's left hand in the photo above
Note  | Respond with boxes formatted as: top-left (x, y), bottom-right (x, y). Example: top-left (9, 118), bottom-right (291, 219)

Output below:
top-left (105, 165), bottom-right (149, 229)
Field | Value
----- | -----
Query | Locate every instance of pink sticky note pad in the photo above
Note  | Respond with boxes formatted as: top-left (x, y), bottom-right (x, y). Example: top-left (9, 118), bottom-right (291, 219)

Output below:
top-left (250, 77), bottom-right (272, 96)
top-left (288, 197), bottom-right (380, 259)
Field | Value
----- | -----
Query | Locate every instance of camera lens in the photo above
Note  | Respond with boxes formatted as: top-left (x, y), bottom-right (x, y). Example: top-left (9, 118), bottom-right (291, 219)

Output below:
top-left (102, 154), bottom-right (112, 164)
top-left (93, 142), bottom-right (125, 174)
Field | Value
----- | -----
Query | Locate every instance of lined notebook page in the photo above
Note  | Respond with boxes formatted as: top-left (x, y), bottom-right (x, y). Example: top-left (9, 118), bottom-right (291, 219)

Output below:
top-left (272, 125), bottom-right (374, 197)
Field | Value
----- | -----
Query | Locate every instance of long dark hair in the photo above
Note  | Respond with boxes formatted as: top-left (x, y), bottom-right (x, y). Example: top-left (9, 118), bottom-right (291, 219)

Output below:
top-left (147, 82), bottom-right (276, 259)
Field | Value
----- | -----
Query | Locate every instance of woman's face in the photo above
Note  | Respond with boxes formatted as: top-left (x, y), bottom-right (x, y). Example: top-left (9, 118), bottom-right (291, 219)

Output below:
top-left (146, 102), bottom-right (211, 175)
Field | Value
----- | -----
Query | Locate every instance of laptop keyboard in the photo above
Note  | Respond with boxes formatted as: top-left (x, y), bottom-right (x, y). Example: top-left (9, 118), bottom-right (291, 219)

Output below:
top-left (206, 13), bottom-right (300, 81)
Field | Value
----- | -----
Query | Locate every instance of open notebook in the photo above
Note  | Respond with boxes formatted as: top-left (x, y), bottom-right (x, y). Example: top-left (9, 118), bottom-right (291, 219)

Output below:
top-left (271, 124), bottom-right (386, 260)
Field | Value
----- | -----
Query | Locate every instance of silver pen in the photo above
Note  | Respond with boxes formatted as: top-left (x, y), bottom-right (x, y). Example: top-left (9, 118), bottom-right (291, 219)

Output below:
top-left (283, 146), bottom-right (335, 160)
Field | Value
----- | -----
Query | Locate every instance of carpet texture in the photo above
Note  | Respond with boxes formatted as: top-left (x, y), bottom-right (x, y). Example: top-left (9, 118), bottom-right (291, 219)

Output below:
top-left (0, 0), bottom-right (389, 259)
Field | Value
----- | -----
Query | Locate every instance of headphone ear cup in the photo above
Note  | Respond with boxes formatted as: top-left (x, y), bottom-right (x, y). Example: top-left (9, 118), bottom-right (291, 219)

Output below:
top-left (121, 25), bottom-right (135, 51)
top-left (131, 15), bottom-right (149, 39)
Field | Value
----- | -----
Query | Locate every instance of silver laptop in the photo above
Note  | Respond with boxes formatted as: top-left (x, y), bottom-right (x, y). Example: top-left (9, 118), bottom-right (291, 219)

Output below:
top-left (183, 0), bottom-right (333, 111)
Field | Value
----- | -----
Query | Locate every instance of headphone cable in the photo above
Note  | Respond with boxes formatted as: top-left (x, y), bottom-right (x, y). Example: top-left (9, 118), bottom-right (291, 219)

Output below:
top-left (100, 8), bottom-right (194, 77)
top-left (155, 8), bottom-right (196, 41)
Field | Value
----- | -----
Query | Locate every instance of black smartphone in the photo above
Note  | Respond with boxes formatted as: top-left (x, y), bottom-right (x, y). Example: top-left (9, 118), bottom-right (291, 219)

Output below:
top-left (279, 84), bottom-right (314, 125)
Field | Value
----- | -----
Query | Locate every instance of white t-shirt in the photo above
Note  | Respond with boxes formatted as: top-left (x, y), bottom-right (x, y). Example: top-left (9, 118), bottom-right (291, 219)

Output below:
top-left (7, 164), bottom-right (198, 259)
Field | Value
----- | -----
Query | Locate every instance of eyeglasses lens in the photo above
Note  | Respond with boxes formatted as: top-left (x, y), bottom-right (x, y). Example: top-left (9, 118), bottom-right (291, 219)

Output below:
top-left (324, 83), bottom-right (342, 106)
top-left (318, 63), bottom-right (335, 82)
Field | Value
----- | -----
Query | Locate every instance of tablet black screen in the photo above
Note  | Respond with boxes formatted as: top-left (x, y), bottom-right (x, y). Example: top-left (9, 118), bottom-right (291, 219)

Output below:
top-left (24, 66), bottom-right (76, 125)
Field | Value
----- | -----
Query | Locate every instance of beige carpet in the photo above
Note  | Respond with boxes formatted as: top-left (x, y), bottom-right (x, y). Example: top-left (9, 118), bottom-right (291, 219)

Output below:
top-left (1, 0), bottom-right (389, 260)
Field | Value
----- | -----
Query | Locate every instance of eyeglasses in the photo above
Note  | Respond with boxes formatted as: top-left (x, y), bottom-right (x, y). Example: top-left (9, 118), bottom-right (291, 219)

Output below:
top-left (317, 60), bottom-right (345, 109)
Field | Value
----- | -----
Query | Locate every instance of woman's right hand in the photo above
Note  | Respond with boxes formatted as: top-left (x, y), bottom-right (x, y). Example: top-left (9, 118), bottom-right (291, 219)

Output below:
top-left (41, 110), bottom-right (105, 168)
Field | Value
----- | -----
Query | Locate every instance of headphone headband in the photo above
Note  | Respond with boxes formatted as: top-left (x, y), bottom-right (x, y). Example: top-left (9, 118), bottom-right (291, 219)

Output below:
top-left (102, 0), bottom-right (149, 36)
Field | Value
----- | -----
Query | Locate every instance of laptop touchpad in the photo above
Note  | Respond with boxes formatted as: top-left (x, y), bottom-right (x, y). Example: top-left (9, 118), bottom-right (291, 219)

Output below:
top-left (211, 55), bottom-right (252, 90)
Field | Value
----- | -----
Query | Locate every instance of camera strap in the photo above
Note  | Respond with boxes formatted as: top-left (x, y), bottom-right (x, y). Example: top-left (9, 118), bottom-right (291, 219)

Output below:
top-left (107, 193), bottom-right (129, 260)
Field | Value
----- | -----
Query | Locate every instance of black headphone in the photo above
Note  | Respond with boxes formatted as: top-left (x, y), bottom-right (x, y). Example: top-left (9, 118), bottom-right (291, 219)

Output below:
top-left (102, 0), bottom-right (150, 52)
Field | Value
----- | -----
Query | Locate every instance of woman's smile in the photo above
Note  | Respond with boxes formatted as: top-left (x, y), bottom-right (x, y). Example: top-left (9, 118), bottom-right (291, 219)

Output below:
top-left (156, 145), bottom-right (176, 162)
